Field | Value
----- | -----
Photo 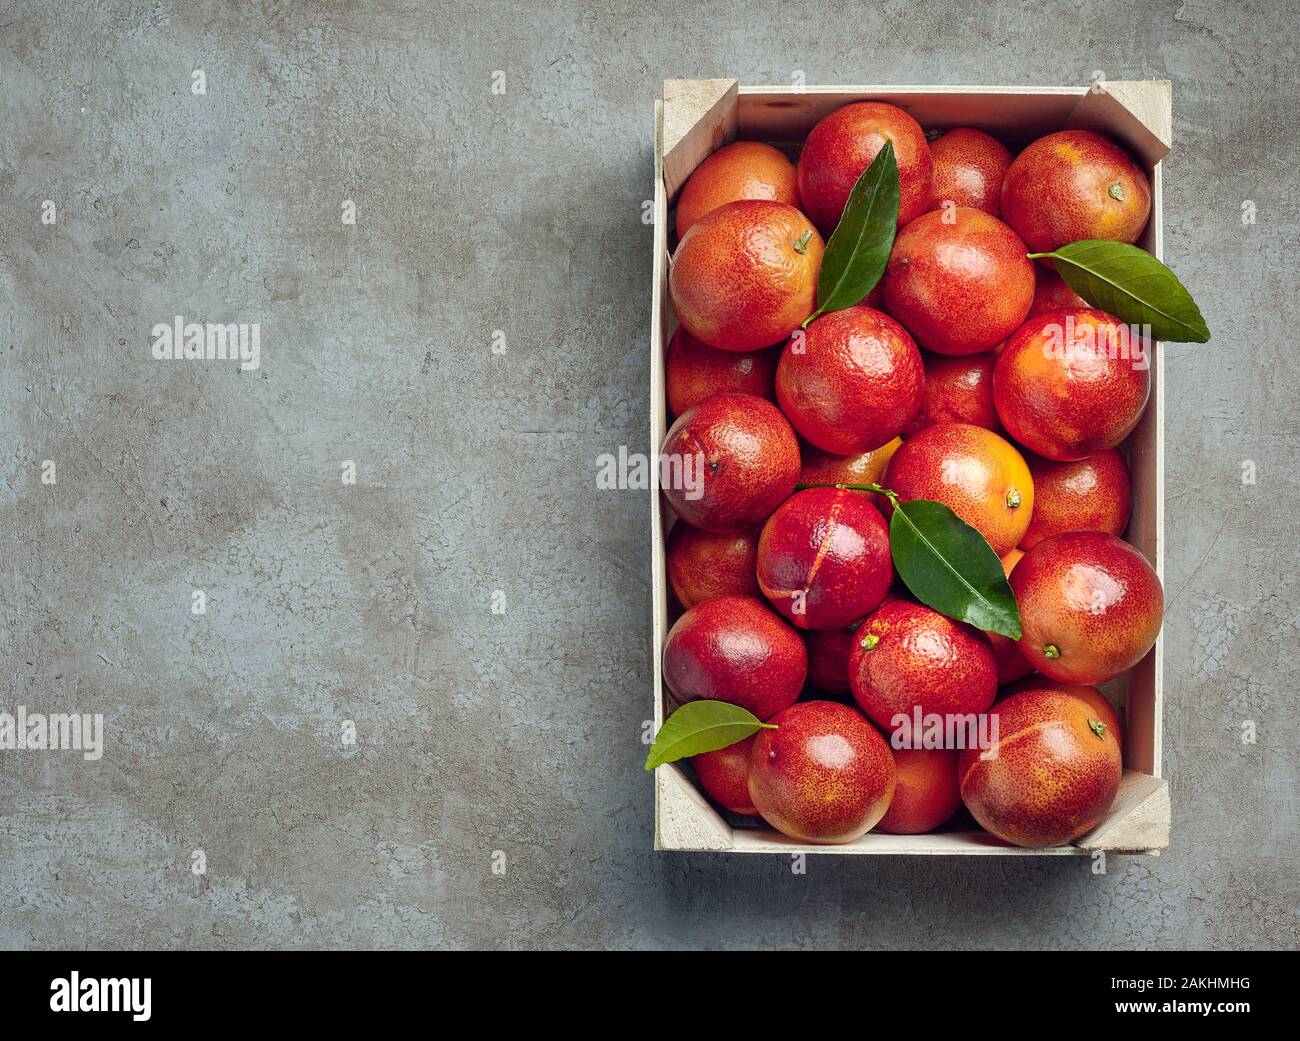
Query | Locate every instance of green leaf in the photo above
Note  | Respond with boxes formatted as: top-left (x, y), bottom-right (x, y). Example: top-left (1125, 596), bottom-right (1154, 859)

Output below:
top-left (888, 499), bottom-right (1022, 639)
top-left (1029, 239), bottom-right (1210, 343)
top-left (803, 140), bottom-right (899, 326)
top-left (642, 700), bottom-right (772, 771)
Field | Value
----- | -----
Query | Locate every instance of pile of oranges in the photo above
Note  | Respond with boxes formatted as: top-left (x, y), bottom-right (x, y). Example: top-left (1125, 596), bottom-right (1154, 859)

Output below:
top-left (658, 101), bottom-right (1164, 848)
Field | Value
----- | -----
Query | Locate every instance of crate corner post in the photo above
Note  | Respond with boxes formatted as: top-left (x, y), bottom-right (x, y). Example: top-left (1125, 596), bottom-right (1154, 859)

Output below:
top-left (662, 79), bottom-right (740, 200)
top-left (1074, 771), bottom-right (1171, 855)
top-left (654, 763), bottom-right (736, 852)
top-left (1066, 79), bottom-right (1172, 167)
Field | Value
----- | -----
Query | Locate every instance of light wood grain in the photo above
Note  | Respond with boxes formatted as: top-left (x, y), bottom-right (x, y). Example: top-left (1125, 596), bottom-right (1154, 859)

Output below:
top-left (650, 98), bottom-right (670, 738)
top-left (655, 763), bottom-right (734, 851)
top-left (1075, 771), bottom-right (1171, 852)
top-left (1067, 80), bottom-right (1173, 164)
top-left (663, 79), bottom-right (738, 201)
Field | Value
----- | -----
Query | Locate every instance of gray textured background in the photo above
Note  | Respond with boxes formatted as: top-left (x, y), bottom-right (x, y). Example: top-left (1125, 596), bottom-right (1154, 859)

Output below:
top-left (1, 0), bottom-right (1296, 950)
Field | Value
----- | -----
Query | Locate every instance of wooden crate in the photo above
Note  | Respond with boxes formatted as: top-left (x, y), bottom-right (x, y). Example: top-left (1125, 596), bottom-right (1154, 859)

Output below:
top-left (650, 80), bottom-right (1173, 856)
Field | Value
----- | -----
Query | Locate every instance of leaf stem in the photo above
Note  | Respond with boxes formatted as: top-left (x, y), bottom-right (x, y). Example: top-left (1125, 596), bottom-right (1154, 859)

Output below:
top-left (796, 481), bottom-right (899, 506)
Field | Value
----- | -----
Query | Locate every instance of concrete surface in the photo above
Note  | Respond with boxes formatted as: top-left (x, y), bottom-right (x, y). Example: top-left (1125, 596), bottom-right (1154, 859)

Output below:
top-left (1, 0), bottom-right (1296, 951)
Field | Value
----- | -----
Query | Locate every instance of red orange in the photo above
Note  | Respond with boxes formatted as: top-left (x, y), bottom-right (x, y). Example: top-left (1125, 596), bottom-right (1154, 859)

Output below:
top-left (660, 393), bottom-right (800, 532)
top-left (776, 306), bottom-right (924, 454)
top-left (928, 128), bottom-right (1012, 216)
top-left (670, 200), bottom-right (823, 351)
top-left (1001, 129), bottom-right (1151, 255)
top-left (748, 701), bottom-right (896, 843)
top-left (882, 208), bottom-right (1034, 356)
top-left (1010, 531), bottom-right (1163, 685)
top-left (903, 351), bottom-right (1000, 436)
top-left (756, 487), bottom-right (893, 630)
top-left (662, 595), bottom-right (807, 721)
top-left (665, 326), bottom-right (778, 417)
top-left (959, 686), bottom-right (1122, 847)
top-left (796, 101), bottom-right (933, 233)
top-left (994, 308), bottom-right (1151, 461)
top-left (876, 748), bottom-right (962, 834)
top-left (883, 422), bottom-right (1034, 557)
top-left (1022, 449), bottom-right (1132, 548)
top-left (665, 522), bottom-right (760, 609)
top-left (848, 599), bottom-right (998, 732)
top-left (675, 141), bottom-right (799, 239)
top-left (693, 735), bottom-right (759, 816)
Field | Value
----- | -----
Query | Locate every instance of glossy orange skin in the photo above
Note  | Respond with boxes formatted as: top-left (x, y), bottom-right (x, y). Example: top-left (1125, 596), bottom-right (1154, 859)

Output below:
top-left (776, 306), bottom-right (924, 454)
top-left (999, 677), bottom-right (1122, 749)
top-left (881, 208), bottom-right (1034, 355)
top-left (1001, 130), bottom-right (1152, 254)
top-left (799, 436), bottom-right (901, 488)
top-left (883, 422), bottom-right (1034, 557)
top-left (994, 308), bottom-right (1151, 461)
top-left (805, 627), bottom-right (855, 695)
top-left (666, 521), bottom-right (760, 609)
top-left (661, 393), bottom-right (800, 532)
top-left (756, 487), bottom-right (893, 630)
top-left (928, 128), bottom-right (1012, 216)
top-left (796, 101), bottom-right (933, 233)
top-left (670, 200), bottom-right (824, 351)
top-left (848, 600), bottom-right (998, 732)
top-left (665, 326), bottom-right (778, 417)
top-left (903, 351), bottom-right (1000, 436)
top-left (693, 735), bottom-right (759, 816)
top-left (663, 595), bottom-right (807, 721)
top-left (1028, 268), bottom-right (1088, 317)
top-left (748, 701), bottom-right (896, 843)
top-left (1022, 449), bottom-right (1132, 549)
top-left (959, 688), bottom-right (1122, 847)
top-left (875, 748), bottom-right (962, 834)
top-left (989, 548), bottom-right (1033, 685)
top-left (1010, 531), bottom-right (1164, 685)
top-left (675, 141), bottom-right (800, 239)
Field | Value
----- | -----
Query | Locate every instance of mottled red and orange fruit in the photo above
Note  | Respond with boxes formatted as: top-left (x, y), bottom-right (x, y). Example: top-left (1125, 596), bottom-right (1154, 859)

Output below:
top-left (660, 393), bottom-right (800, 532)
top-left (960, 687), bottom-right (1122, 847)
top-left (848, 599), bottom-right (998, 731)
top-left (756, 486), bottom-right (893, 630)
top-left (928, 128), bottom-right (1013, 216)
top-left (883, 422), bottom-right (1034, 557)
top-left (675, 141), bottom-right (799, 239)
top-left (693, 734), bottom-right (759, 816)
top-left (665, 327), bottom-right (778, 417)
top-left (994, 308), bottom-right (1151, 461)
top-left (881, 208), bottom-right (1034, 356)
top-left (748, 701), bottom-right (896, 843)
top-left (875, 747), bottom-right (962, 834)
top-left (796, 101), bottom-right (933, 233)
top-left (670, 200), bottom-right (823, 351)
top-left (1001, 129), bottom-right (1151, 255)
top-left (665, 522), bottom-right (760, 609)
top-left (776, 306), bottom-right (924, 454)
top-left (1022, 449), bottom-right (1132, 548)
top-left (1010, 531), bottom-right (1163, 685)
top-left (904, 351), bottom-right (1000, 436)
top-left (662, 595), bottom-right (807, 721)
